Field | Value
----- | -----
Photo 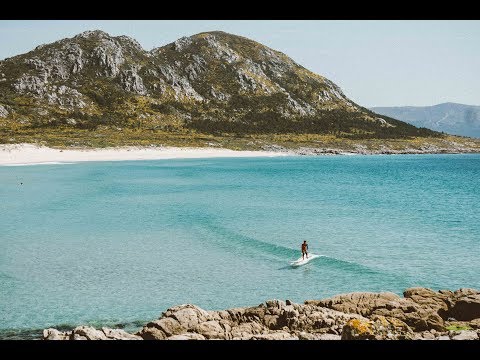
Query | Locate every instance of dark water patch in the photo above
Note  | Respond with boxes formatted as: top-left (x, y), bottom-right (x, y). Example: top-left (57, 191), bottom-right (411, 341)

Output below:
top-left (0, 319), bottom-right (147, 340)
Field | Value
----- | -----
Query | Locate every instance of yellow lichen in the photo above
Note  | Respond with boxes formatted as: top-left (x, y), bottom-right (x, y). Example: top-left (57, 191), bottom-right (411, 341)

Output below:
top-left (348, 319), bottom-right (374, 335)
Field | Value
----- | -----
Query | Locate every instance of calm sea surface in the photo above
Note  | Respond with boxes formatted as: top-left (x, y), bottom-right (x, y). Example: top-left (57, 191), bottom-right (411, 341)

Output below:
top-left (1, 154), bottom-right (479, 338)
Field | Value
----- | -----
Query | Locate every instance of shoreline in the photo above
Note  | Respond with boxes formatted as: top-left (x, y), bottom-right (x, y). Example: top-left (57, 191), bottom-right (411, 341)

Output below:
top-left (1, 143), bottom-right (479, 166)
top-left (39, 287), bottom-right (480, 340)
top-left (0, 143), bottom-right (292, 166)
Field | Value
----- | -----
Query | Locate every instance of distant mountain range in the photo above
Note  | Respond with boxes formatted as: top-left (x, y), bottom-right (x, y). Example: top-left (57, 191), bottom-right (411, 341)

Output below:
top-left (371, 103), bottom-right (480, 138)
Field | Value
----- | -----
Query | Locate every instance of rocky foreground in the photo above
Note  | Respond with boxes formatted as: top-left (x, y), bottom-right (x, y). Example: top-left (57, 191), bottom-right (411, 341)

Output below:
top-left (43, 287), bottom-right (480, 340)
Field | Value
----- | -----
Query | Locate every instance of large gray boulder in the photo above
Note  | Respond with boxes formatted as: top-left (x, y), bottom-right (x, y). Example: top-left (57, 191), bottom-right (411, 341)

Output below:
top-left (162, 304), bottom-right (211, 329)
top-left (145, 317), bottom-right (185, 337)
top-left (167, 333), bottom-right (206, 340)
top-left (451, 330), bottom-right (479, 340)
top-left (194, 320), bottom-right (226, 339)
top-left (230, 321), bottom-right (266, 339)
top-left (308, 291), bottom-right (401, 317)
top-left (311, 290), bottom-right (445, 331)
top-left (403, 287), bottom-right (451, 316)
top-left (101, 327), bottom-right (142, 340)
top-left (43, 328), bottom-right (70, 340)
top-left (139, 326), bottom-right (167, 340)
top-left (72, 326), bottom-right (108, 340)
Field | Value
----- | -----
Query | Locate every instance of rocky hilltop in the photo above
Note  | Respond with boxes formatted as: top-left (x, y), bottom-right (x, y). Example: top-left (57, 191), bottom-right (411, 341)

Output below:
top-left (0, 30), bottom-right (403, 134)
top-left (43, 287), bottom-right (480, 340)
top-left (2, 30), bottom-right (479, 153)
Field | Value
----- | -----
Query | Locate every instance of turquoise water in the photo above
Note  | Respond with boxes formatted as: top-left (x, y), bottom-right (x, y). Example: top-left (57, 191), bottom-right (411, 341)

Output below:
top-left (1, 154), bottom-right (479, 338)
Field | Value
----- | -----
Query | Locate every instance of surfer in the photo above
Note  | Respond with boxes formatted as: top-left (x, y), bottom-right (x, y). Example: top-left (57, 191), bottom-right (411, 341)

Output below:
top-left (301, 240), bottom-right (309, 260)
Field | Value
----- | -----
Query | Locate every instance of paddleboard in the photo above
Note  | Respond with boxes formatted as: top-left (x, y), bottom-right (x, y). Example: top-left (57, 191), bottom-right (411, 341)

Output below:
top-left (290, 253), bottom-right (320, 267)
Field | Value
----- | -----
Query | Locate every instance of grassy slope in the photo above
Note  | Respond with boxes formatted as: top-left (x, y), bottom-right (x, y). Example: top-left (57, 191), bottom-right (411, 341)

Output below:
top-left (2, 125), bottom-right (479, 153)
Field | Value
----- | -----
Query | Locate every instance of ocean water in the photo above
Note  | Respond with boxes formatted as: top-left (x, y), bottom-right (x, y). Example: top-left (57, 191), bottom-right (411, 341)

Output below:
top-left (1, 154), bottom-right (479, 338)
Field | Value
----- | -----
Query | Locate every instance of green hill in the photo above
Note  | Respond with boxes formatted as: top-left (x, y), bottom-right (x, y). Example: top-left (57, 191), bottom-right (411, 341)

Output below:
top-left (0, 30), bottom-right (478, 152)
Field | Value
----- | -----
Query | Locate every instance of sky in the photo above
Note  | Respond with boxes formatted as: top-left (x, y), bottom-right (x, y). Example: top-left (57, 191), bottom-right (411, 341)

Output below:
top-left (0, 20), bottom-right (479, 107)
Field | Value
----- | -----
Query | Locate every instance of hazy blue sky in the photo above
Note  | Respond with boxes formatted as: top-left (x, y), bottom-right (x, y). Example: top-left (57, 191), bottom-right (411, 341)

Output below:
top-left (1, 20), bottom-right (479, 107)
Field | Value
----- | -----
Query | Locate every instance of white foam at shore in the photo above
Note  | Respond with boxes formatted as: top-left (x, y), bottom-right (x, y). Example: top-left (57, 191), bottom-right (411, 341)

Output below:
top-left (0, 143), bottom-right (291, 166)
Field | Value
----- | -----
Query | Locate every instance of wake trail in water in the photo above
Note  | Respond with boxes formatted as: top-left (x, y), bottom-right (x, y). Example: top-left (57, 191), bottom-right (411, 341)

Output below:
top-left (192, 204), bottom-right (436, 287)
top-left (193, 215), bottom-right (410, 283)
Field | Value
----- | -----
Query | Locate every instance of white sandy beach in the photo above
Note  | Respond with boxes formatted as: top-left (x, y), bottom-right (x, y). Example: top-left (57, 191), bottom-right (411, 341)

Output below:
top-left (0, 143), bottom-right (291, 166)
